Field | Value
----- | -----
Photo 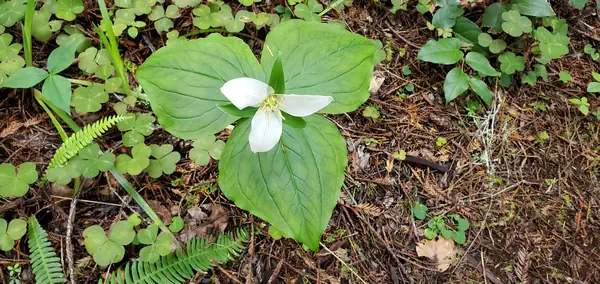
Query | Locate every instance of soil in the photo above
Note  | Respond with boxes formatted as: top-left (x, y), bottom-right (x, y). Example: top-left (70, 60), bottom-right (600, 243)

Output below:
top-left (1, 0), bottom-right (600, 283)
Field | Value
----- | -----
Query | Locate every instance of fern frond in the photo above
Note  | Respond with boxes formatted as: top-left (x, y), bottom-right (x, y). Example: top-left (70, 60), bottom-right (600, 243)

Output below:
top-left (47, 115), bottom-right (125, 169)
top-left (27, 216), bottom-right (66, 284)
top-left (102, 229), bottom-right (248, 284)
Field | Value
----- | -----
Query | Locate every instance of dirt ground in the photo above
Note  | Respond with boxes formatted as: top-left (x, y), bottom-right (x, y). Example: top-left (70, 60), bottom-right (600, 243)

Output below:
top-left (1, 0), bottom-right (600, 283)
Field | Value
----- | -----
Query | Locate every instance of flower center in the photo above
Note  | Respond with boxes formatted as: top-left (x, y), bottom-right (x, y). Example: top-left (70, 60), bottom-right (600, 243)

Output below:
top-left (261, 94), bottom-right (282, 112)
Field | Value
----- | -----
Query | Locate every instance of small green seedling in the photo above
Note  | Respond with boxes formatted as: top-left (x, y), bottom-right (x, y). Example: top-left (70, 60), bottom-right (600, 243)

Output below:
top-left (535, 131), bottom-right (549, 144)
top-left (584, 44), bottom-right (599, 61)
top-left (412, 202), bottom-right (427, 220)
top-left (393, 149), bottom-right (406, 161)
top-left (569, 97), bottom-right (590, 115)
top-left (559, 71), bottom-right (572, 83)
top-left (362, 105), bottom-right (380, 119)
top-left (8, 263), bottom-right (21, 284)
top-left (72, 143), bottom-right (115, 178)
top-left (117, 113), bottom-right (155, 147)
top-left (169, 216), bottom-right (184, 233)
top-left (146, 144), bottom-right (181, 178)
top-left (424, 214), bottom-right (469, 244)
top-left (402, 65), bottom-right (412, 76)
top-left (116, 144), bottom-right (152, 175)
top-left (83, 221), bottom-right (136, 266)
top-left (436, 137), bottom-right (447, 147)
top-left (189, 135), bottom-right (225, 166)
top-left (0, 218), bottom-right (27, 251)
top-left (137, 224), bottom-right (174, 263)
top-left (0, 163), bottom-right (38, 198)
top-left (587, 72), bottom-right (600, 93)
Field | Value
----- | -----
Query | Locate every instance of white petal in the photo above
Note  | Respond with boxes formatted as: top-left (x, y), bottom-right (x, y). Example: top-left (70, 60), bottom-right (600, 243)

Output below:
top-left (249, 111), bottom-right (282, 153)
top-left (280, 95), bottom-right (334, 117)
top-left (220, 78), bottom-right (274, 109)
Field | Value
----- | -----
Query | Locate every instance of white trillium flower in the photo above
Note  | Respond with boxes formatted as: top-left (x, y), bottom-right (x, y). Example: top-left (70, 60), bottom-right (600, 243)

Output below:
top-left (221, 77), bottom-right (333, 153)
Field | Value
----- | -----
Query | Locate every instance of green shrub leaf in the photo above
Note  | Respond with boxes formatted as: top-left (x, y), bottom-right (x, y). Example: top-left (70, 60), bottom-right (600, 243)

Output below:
top-left (432, 5), bottom-right (464, 29)
top-left (417, 38), bottom-right (463, 65)
top-left (482, 3), bottom-right (507, 33)
top-left (443, 67), bottom-right (469, 103)
top-left (42, 74), bottom-right (72, 114)
top-left (1, 67), bottom-right (48, 88)
top-left (469, 77), bottom-right (493, 105)
top-left (512, 0), bottom-right (555, 17)
top-left (219, 115), bottom-right (347, 251)
top-left (465, 52), bottom-right (500, 77)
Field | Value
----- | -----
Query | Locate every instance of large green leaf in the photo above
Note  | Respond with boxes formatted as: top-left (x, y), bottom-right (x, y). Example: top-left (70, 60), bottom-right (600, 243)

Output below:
top-left (42, 74), bottom-right (72, 114)
top-left (417, 38), bottom-right (464, 65)
top-left (512, 0), bottom-right (555, 17)
top-left (136, 34), bottom-right (264, 139)
top-left (453, 17), bottom-right (488, 55)
top-left (261, 20), bottom-right (376, 114)
top-left (482, 3), bottom-right (507, 33)
top-left (1, 67), bottom-right (48, 88)
top-left (432, 5), bottom-right (464, 29)
top-left (465, 52), bottom-right (500, 77)
top-left (443, 67), bottom-right (469, 103)
top-left (219, 115), bottom-right (347, 250)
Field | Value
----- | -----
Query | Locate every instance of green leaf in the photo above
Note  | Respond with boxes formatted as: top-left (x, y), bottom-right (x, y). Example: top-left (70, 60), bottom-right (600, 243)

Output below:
top-left (521, 71), bottom-right (537, 86)
top-left (137, 224), bottom-right (158, 244)
top-left (417, 38), bottom-right (463, 65)
top-left (443, 67), bottom-right (469, 103)
top-left (512, 0), bottom-right (555, 17)
top-left (73, 143), bottom-right (115, 178)
top-left (128, 213), bottom-right (142, 226)
top-left (6, 219), bottom-right (26, 240)
top-left (465, 52), bottom-right (500, 77)
top-left (154, 18), bottom-right (174, 33)
top-left (294, 0), bottom-right (322, 22)
top-left (118, 114), bottom-right (155, 147)
top-left (453, 17), bottom-right (487, 55)
top-left (94, 240), bottom-right (125, 266)
top-left (169, 216), bottom-right (184, 233)
top-left (115, 144), bottom-right (151, 175)
top-left (501, 10), bottom-right (532, 37)
top-left (412, 202), bottom-right (427, 220)
top-left (192, 5), bottom-right (210, 29)
top-left (268, 56), bottom-right (285, 94)
top-left (477, 33), bottom-right (492, 47)
top-left (587, 82), bottom-right (600, 93)
top-left (455, 217), bottom-right (470, 231)
top-left (217, 104), bottom-right (257, 118)
top-left (189, 135), bottom-right (224, 166)
top-left (31, 10), bottom-right (58, 42)
top-left (362, 105), bottom-right (380, 118)
top-left (219, 115), bottom-right (347, 251)
top-left (534, 64), bottom-right (548, 81)
top-left (173, 0), bottom-right (201, 8)
top-left (137, 34), bottom-right (264, 139)
top-left (42, 74), bottom-right (72, 114)
top-left (423, 228), bottom-right (437, 239)
top-left (261, 20), bottom-right (376, 114)
top-left (1, 67), bottom-right (48, 88)
top-left (46, 161), bottom-right (80, 185)
top-left (570, 0), bottom-right (588, 9)
top-left (559, 71), bottom-right (572, 83)
top-left (432, 5), bottom-right (464, 29)
top-left (453, 230), bottom-right (466, 244)
top-left (0, 0), bottom-right (27, 27)
top-left (592, 72), bottom-right (600, 82)
top-left (535, 27), bottom-right (569, 59)
top-left (71, 85), bottom-right (109, 113)
top-left (281, 112), bottom-right (307, 128)
top-left (83, 225), bottom-right (108, 255)
top-left (55, 0), bottom-right (83, 21)
top-left (146, 144), bottom-right (180, 178)
top-left (499, 52), bottom-right (525, 74)
top-left (0, 162), bottom-right (38, 198)
top-left (109, 221), bottom-right (136, 246)
top-left (489, 39), bottom-right (507, 54)
top-left (469, 77), bottom-right (492, 105)
top-left (482, 3), bottom-right (506, 33)
top-left (78, 47), bottom-right (111, 75)
top-left (47, 44), bottom-right (77, 74)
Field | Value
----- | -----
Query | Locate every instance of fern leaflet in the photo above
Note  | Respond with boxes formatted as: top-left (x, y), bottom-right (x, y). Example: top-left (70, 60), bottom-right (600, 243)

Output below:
top-left (47, 115), bottom-right (126, 169)
top-left (27, 216), bottom-right (66, 284)
top-left (101, 229), bottom-right (248, 284)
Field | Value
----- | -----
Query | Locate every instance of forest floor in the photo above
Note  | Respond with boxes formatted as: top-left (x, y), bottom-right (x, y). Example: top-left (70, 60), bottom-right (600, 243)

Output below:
top-left (1, 0), bottom-right (600, 283)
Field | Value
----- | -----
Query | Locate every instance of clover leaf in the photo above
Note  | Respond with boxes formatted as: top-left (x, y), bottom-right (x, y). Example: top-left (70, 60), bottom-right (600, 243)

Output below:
top-left (116, 143), bottom-right (151, 175)
top-left (104, 77), bottom-right (122, 93)
top-left (192, 5), bottom-right (211, 29)
top-left (501, 10), bottom-right (532, 37)
top-left (55, 0), bottom-right (83, 21)
top-left (189, 135), bottom-right (225, 166)
top-left (0, 33), bottom-right (25, 84)
top-left (31, 10), bottom-right (62, 42)
top-left (587, 72), bottom-right (600, 93)
top-left (294, 0), bottom-right (322, 22)
top-left (149, 5), bottom-right (175, 33)
top-left (534, 27), bottom-right (569, 60)
top-left (498, 52), bottom-right (525, 74)
top-left (46, 160), bottom-right (80, 185)
top-left (72, 143), bottom-right (115, 178)
top-left (71, 85), bottom-right (108, 114)
top-left (117, 113), bottom-right (155, 147)
top-left (412, 203), bottom-right (427, 220)
top-left (138, 224), bottom-right (173, 263)
top-left (133, 0), bottom-right (157, 15)
top-left (0, 162), bottom-right (37, 198)
top-left (477, 33), bottom-right (492, 47)
top-left (559, 71), bottom-right (572, 84)
top-left (169, 216), bottom-right (184, 233)
top-left (77, 47), bottom-right (109, 74)
top-left (0, 218), bottom-right (27, 251)
top-left (488, 39), bottom-right (507, 54)
top-left (0, 0), bottom-right (26, 27)
top-left (56, 25), bottom-right (91, 53)
top-left (146, 144), bottom-right (180, 178)
top-left (239, 0), bottom-right (260, 6)
top-left (83, 221), bottom-right (135, 266)
top-left (521, 71), bottom-right (537, 86)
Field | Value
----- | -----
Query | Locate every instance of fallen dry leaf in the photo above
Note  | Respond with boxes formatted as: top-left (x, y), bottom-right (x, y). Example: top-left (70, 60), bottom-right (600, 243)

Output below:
top-left (179, 204), bottom-right (228, 242)
top-left (416, 237), bottom-right (457, 272)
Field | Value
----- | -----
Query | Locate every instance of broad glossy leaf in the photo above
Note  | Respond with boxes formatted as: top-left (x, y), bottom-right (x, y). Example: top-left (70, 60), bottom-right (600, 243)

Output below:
top-left (137, 33), bottom-right (264, 139)
top-left (443, 67), bottom-right (469, 103)
top-left (261, 20), bottom-right (376, 114)
top-left (482, 3), bottom-right (506, 33)
top-left (453, 17), bottom-right (487, 55)
top-left (512, 0), bottom-right (555, 17)
top-left (469, 77), bottom-right (492, 105)
top-left (465, 52), bottom-right (500, 77)
top-left (417, 38), bottom-right (463, 65)
top-left (432, 5), bottom-right (463, 29)
top-left (219, 115), bottom-right (347, 250)
top-left (42, 74), bottom-right (72, 114)
top-left (570, 0), bottom-right (588, 9)
top-left (1, 67), bottom-right (48, 88)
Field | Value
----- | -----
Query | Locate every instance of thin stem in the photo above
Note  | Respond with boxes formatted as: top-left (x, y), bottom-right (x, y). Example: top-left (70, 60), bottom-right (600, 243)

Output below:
top-left (33, 90), bottom-right (68, 141)
top-left (182, 28), bottom-right (262, 42)
top-left (68, 78), bottom-right (93, 86)
top-left (23, 0), bottom-right (36, 67)
top-left (318, 0), bottom-right (346, 16)
top-left (42, 97), bottom-right (81, 131)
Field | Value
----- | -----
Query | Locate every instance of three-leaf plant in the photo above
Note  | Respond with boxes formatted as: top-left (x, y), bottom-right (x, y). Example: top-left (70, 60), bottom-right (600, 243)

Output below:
top-left (137, 224), bottom-right (174, 263)
top-left (136, 20), bottom-right (376, 250)
top-left (83, 221), bottom-right (136, 266)
top-left (0, 162), bottom-right (37, 198)
top-left (0, 218), bottom-right (27, 251)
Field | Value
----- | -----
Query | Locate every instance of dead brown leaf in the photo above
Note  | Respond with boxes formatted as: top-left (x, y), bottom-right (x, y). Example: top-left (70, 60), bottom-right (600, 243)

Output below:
top-left (416, 237), bottom-right (457, 272)
top-left (179, 204), bottom-right (228, 242)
